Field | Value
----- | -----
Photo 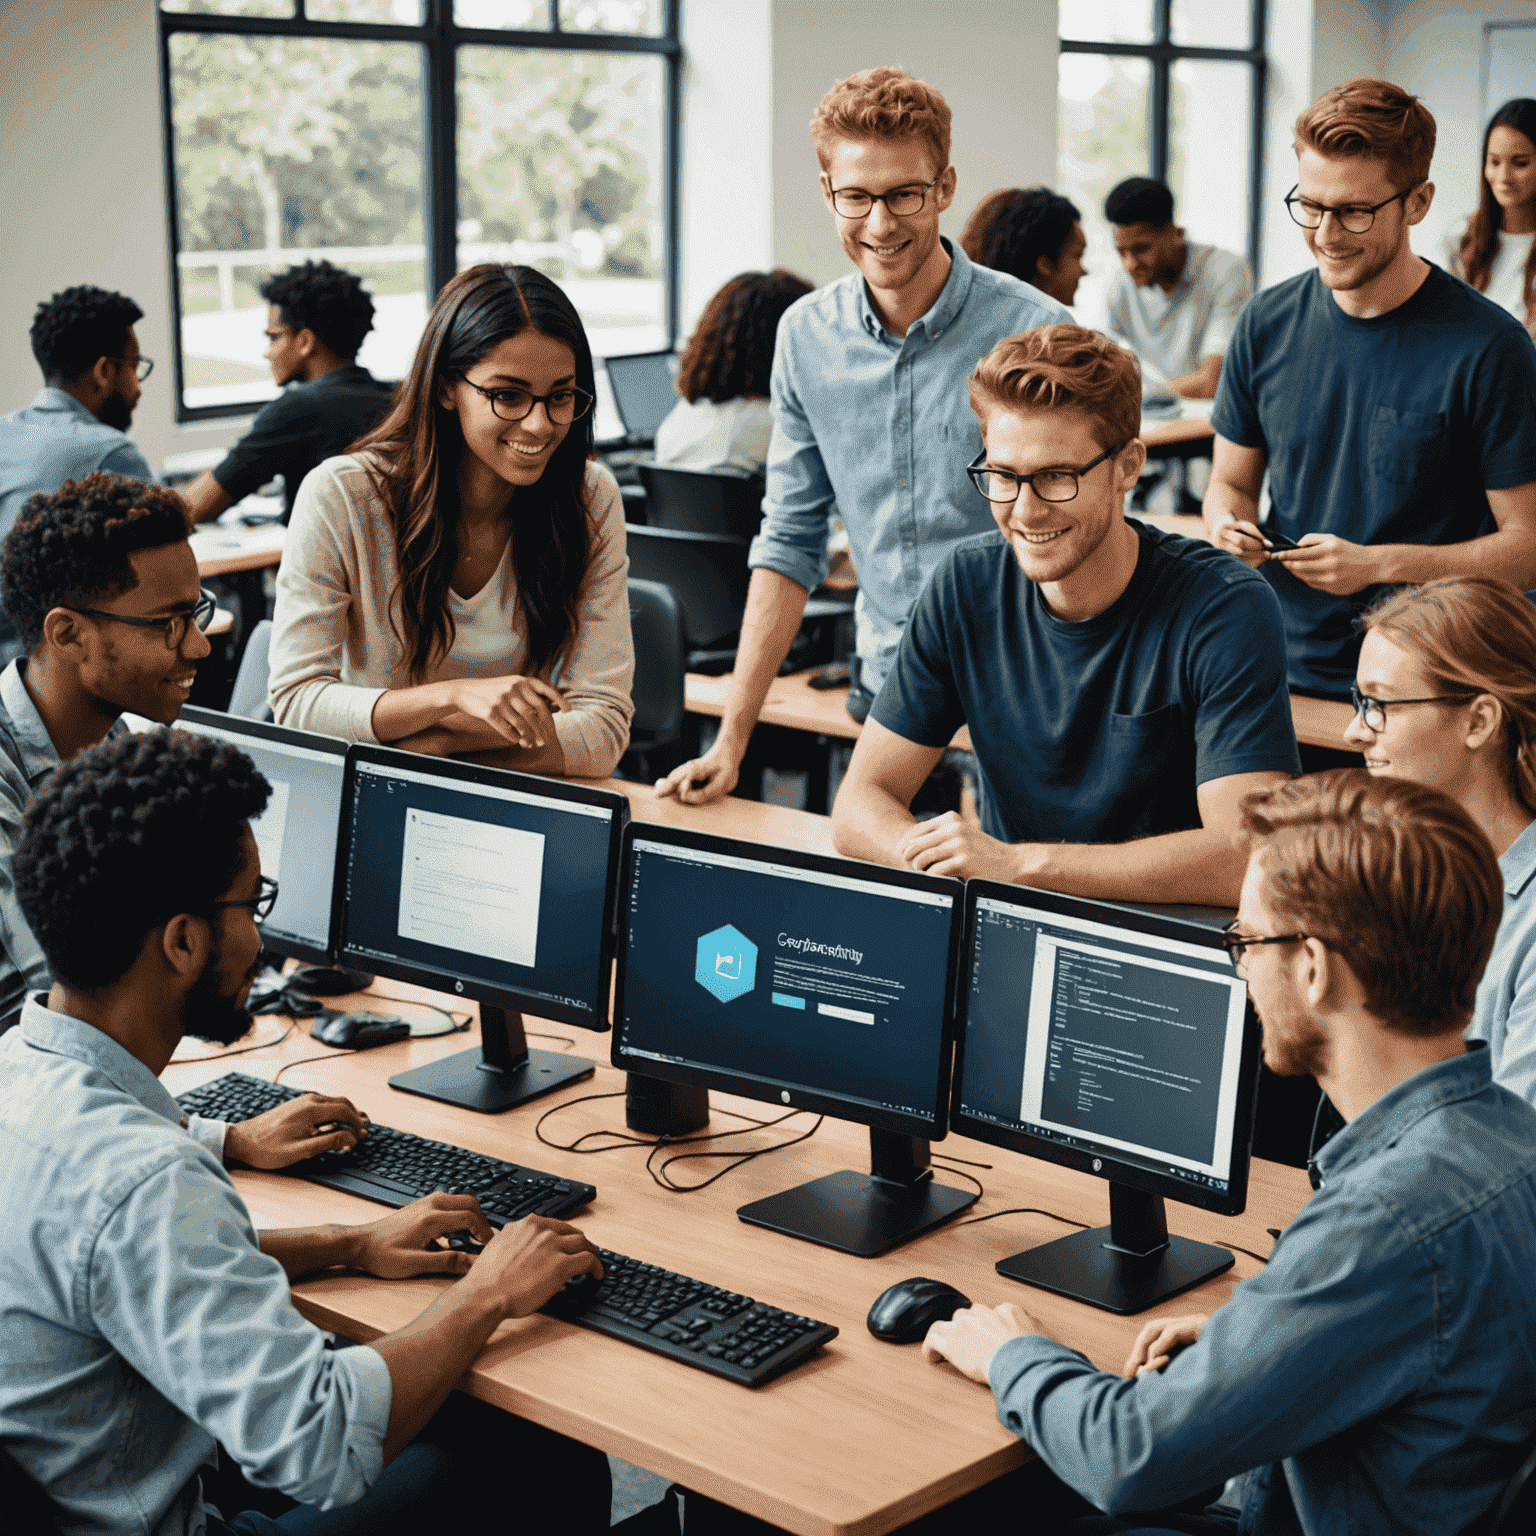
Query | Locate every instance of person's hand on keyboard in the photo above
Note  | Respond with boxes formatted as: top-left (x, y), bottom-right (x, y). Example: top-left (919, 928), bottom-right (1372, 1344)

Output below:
top-left (459, 1214), bottom-right (604, 1317)
top-left (1123, 1313), bottom-right (1208, 1378)
top-left (350, 1193), bottom-right (497, 1279)
top-left (222, 1093), bottom-right (371, 1169)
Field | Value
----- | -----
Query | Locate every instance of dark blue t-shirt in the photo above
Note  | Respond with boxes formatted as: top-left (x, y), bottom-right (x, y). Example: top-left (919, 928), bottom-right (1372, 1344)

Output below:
top-left (870, 521), bottom-right (1301, 845)
top-left (1212, 264), bottom-right (1536, 698)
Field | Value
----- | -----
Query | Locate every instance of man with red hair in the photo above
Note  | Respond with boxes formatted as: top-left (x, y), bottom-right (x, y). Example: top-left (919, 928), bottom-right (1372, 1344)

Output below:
top-left (832, 324), bottom-right (1299, 908)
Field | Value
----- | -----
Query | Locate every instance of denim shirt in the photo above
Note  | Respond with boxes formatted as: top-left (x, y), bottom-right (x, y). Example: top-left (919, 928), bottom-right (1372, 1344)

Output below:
top-left (747, 240), bottom-right (1068, 693)
top-left (0, 1000), bottom-right (392, 1535)
top-left (987, 1046), bottom-right (1536, 1535)
top-left (1468, 818), bottom-right (1536, 1106)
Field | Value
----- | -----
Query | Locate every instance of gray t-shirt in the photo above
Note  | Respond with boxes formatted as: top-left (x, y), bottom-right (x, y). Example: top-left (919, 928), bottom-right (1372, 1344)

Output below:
top-left (1106, 242), bottom-right (1253, 382)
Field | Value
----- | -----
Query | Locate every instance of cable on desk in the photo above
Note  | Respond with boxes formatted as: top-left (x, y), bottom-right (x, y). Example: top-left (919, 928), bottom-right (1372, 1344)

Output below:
top-left (956, 1206), bottom-right (1091, 1231)
top-left (535, 1092), bottom-right (811, 1159)
top-left (351, 987), bottom-right (472, 1033)
top-left (1216, 1241), bottom-right (1270, 1265)
top-left (526, 1029), bottom-right (577, 1048)
top-left (928, 1158), bottom-right (984, 1199)
top-left (932, 1152), bottom-right (993, 1169)
top-left (273, 1047), bottom-right (352, 1084)
top-left (188, 1020), bottom-right (298, 1061)
top-left (644, 1110), bottom-right (824, 1194)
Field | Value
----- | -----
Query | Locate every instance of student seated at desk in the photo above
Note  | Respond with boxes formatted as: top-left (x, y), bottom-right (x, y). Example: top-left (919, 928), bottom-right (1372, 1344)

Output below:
top-left (830, 324), bottom-right (1299, 908)
top-left (269, 263), bottom-right (634, 778)
top-left (923, 771), bottom-right (1536, 1535)
top-left (0, 729), bottom-right (610, 1535)
top-left (1343, 577), bottom-right (1536, 1107)
top-left (959, 186), bottom-right (1089, 308)
top-left (179, 260), bottom-right (396, 526)
top-left (653, 269), bottom-right (813, 475)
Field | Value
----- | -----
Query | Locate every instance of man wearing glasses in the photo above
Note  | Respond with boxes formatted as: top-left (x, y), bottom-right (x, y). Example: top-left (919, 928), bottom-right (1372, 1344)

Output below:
top-left (655, 66), bottom-right (1068, 806)
top-left (832, 325), bottom-right (1298, 908)
top-left (1205, 78), bottom-right (1536, 762)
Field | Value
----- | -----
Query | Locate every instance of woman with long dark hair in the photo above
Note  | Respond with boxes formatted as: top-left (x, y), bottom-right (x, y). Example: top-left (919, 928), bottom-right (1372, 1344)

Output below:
top-left (1450, 98), bottom-right (1536, 337)
top-left (653, 268), bottom-right (812, 474)
top-left (269, 264), bottom-right (633, 776)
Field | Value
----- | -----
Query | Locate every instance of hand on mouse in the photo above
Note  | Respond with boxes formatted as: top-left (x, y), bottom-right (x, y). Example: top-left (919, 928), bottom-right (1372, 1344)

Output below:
top-left (921, 1302), bottom-right (1044, 1383)
top-left (349, 1193), bottom-right (496, 1279)
top-left (222, 1093), bottom-right (371, 1170)
top-left (456, 1213), bottom-right (604, 1319)
top-left (1123, 1313), bottom-right (1208, 1378)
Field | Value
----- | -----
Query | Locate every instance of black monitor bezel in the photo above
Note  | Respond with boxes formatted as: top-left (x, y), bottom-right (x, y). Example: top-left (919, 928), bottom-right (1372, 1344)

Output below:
top-left (334, 745), bottom-right (628, 1033)
top-left (951, 879), bottom-right (1260, 1219)
top-left (612, 821), bottom-right (964, 1139)
top-left (603, 349), bottom-right (675, 437)
top-left (174, 705), bottom-right (350, 966)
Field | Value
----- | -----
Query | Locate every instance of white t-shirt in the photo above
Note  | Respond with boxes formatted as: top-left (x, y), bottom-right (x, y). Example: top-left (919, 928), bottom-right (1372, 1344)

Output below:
top-left (1444, 228), bottom-right (1534, 325)
top-left (1105, 243), bottom-right (1254, 382)
top-left (653, 395), bottom-right (773, 475)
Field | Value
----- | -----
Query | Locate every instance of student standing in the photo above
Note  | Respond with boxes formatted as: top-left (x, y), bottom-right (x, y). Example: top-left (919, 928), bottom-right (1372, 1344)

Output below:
top-left (960, 187), bottom-right (1089, 308)
top-left (1205, 78), bottom-right (1536, 730)
top-left (655, 67), bottom-right (1067, 801)
top-left (268, 263), bottom-right (634, 778)
top-left (1446, 98), bottom-right (1536, 338)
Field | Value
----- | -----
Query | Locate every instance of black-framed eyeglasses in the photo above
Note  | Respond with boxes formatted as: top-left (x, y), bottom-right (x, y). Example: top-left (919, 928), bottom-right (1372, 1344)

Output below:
top-left (211, 875), bottom-right (280, 924)
top-left (64, 587), bottom-right (218, 649)
top-left (108, 356), bottom-right (154, 381)
top-left (1283, 183), bottom-right (1415, 234)
top-left (461, 379), bottom-right (594, 425)
top-left (1350, 683), bottom-right (1477, 734)
top-left (966, 442), bottom-right (1127, 505)
top-left (829, 178), bottom-right (940, 219)
top-left (1220, 921), bottom-right (1307, 976)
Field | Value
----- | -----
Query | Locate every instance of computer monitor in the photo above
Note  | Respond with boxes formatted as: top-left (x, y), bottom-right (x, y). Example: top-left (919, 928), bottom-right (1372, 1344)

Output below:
top-left (605, 351), bottom-right (676, 442)
top-left (612, 823), bottom-right (971, 1256)
top-left (951, 881), bottom-right (1261, 1314)
top-left (171, 706), bottom-right (349, 966)
top-left (334, 746), bottom-right (628, 1113)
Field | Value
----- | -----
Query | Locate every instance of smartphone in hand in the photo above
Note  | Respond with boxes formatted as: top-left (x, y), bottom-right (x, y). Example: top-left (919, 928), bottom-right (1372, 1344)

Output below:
top-left (1263, 527), bottom-right (1302, 552)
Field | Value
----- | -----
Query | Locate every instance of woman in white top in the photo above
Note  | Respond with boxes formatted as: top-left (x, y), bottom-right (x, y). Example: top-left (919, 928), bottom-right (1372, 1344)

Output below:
top-left (652, 269), bottom-right (812, 475)
top-left (1448, 98), bottom-right (1536, 338)
top-left (269, 263), bottom-right (633, 777)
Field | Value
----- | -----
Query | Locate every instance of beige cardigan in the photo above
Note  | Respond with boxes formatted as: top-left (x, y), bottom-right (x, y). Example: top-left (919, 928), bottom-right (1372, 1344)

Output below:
top-left (268, 453), bottom-right (634, 777)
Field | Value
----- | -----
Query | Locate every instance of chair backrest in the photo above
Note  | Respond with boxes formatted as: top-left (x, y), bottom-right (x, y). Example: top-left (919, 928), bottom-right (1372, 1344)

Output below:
top-left (228, 618), bottom-right (274, 721)
top-left (624, 526), bottom-right (751, 650)
top-left (0, 1443), bottom-right (64, 1533)
top-left (636, 462), bottom-right (765, 540)
top-left (627, 578), bottom-right (686, 751)
top-left (1490, 1439), bottom-right (1536, 1536)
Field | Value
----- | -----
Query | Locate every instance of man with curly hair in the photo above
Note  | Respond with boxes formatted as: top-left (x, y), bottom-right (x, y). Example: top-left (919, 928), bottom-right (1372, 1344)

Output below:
top-left (179, 260), bottom-right (395, 525)
top-left (0, 729), bottom-right (611, 1535)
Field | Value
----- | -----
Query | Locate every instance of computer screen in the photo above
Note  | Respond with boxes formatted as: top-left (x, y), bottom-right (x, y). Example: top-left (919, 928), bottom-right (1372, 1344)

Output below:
top-left (954, 885), bottom-right (1256, 1212)
top-left (172, 706), bottom-right (348, 965)
top-left (335, 748), bottom-right (627, 1033)
top-left (605, 351), bottom-right (676, 440)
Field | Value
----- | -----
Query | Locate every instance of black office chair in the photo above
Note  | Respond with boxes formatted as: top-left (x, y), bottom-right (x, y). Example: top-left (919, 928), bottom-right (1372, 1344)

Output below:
top-left (1490, 1437), bottom-right (1536, 1536)
top-left (636, 462), bottom-right (766, 540)
top-left (620, 578), bottom-right (691, 781)
top-left (0, 1443), bottom-right (65, 1533)
top-left (625, 525), bottom-right (751, 675)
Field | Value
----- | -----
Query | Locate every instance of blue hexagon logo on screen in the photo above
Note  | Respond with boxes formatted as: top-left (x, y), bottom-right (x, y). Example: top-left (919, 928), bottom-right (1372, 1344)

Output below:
top-left (696, 924), bottom-right (757, 1004)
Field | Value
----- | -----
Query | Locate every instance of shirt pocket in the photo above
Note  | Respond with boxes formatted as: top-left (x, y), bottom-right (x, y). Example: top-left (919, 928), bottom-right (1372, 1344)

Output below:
top-left (1102, 703), bottom-right (1190, 838)
top-left (1368, 405), bottom-right (1447, 485)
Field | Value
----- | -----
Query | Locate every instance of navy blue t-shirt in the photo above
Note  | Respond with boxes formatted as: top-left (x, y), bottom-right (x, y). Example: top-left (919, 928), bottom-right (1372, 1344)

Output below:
top-left (870, 521), bottom-right (1301, 846)
top-left (1212, 263), bottom-right (1536, 698)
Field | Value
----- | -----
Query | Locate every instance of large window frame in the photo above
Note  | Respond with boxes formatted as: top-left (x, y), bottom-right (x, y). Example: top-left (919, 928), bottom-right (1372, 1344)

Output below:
top-left (1060, 0), bottom-right (1267, 273)
top-left (157, 0), bottom-right (682, 423)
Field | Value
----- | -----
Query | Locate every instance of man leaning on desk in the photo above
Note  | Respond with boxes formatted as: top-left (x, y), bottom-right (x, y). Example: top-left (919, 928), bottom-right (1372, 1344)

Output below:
top-left (0, 730), bottom-right (611, 1535)
top-left (655, 65), bottom-right (1069, 805)
top-left (832, 324), bottom-right (1300, 909)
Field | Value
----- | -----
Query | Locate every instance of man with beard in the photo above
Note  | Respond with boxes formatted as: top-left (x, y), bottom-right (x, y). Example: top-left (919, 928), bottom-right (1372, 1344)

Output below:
top-left (0, 473), bottom-right (369, 1171)
top-left (0, 730), bottom-right (612, 1535)
top-left (922, 771), bottom-right (1536, 1535)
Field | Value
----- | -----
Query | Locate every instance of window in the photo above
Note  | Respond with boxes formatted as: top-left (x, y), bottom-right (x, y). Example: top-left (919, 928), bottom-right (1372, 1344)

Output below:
top-left (1058, 0), bottom-right (1265, 322)
top-left (158, 0), bottom-right (679, 419)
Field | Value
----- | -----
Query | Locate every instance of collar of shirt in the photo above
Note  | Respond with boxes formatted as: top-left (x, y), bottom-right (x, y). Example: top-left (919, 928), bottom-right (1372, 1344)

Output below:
top-left (19, 993), bottom-right (185, 1130)
top-left (1311, 1044), bottom-right (1492, 1185)
top-left (1498, 818), bottom-right (1536, 899)
top-left (28, 385), bottom-right (104, 422)
top-left (0, 659), bottom-right (62, 785)
top-left (856, 236), bottom-right (973, 344)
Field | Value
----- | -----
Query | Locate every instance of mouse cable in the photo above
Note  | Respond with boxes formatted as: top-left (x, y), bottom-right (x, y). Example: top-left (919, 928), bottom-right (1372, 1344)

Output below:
top-left (932, 1152), bottom-right (993, 1169)
top-left (927, 1159), bottom-right (984, 1199)
top-left (347, 986), bottom-right (472, 1033)
top-left (955, 1205), bottom-right (1091, 1231)
top-left (273, 1045), bottom-right (353, 1084)
top-left (535, 1090), bottom-right (800, 1156)
top-left (645, 1112), bottom-right (824, 1194)
top-left (187, 1019), bottom-right (299, 1064)
top-left (1215, 1241), bottom-right (1270, 1266)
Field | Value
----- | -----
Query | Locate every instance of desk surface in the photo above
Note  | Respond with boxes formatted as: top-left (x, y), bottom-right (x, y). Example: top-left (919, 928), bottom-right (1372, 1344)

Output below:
top-left (191, 520), bottom-right (286, 578)
top-left (163, 1017), bottom-right (1310, 1536)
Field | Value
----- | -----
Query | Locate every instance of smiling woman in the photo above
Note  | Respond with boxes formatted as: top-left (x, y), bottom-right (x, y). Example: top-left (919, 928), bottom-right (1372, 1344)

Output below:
top-left (267, 264), bottom-right (634, 778)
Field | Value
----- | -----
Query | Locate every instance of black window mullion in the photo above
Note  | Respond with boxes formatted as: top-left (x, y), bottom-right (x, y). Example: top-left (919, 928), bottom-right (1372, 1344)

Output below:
top-left (1150, 59), bottom-right (1170, 182)
top-left (1247, 0), bottom-right (1268, 274)
top-left (425, 0), bottom-right (456, 301)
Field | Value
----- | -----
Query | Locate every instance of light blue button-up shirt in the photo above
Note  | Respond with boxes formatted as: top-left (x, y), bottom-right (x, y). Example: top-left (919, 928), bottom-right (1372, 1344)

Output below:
top-left (748, 241), bottom-right (1069, 693)
top-left (986, 1046), bottom-right (1536, 1534)
top-left (1468, 818), bottom-right (1536, 1106)
top-left (0, 999), bottom-right (392, 1535)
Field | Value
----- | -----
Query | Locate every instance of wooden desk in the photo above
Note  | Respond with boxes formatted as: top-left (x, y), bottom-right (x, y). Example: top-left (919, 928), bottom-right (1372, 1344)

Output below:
top-left (1139, 414), bottom-right (1216, 456)
top-left (190, 521), bottom-right (286, 579)
top-left (163, 1022), bottom-right (1311, 1536)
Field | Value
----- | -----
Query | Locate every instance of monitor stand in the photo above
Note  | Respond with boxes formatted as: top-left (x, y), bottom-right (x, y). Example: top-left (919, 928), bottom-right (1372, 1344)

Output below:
top-left (388, 1003), bottom-right (593, 1113)
top-left (736, 1129), bottom-right (978, 1257)
top-left (995, 1183), bottom-right (1233, 1315)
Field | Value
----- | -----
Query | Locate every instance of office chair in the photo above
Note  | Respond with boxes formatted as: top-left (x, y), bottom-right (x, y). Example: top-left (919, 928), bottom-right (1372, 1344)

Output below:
top-left (0, 1443), bottom-right (65, 1533)
top-left (636, 462), bottom-right (765, 540)
top-left (624, 525), bottom-right (751, 675)
top-left (227, 618), bottom-right (274, 721)
top-left (1490, 1437), bottom-right (1536, 1536)
top-left (618, 578), bottom-right (691, 782)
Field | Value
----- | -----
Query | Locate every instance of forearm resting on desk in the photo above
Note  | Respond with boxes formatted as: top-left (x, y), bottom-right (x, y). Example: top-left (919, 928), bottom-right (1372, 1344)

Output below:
top-left (389, 724), bottom-right (567, 775)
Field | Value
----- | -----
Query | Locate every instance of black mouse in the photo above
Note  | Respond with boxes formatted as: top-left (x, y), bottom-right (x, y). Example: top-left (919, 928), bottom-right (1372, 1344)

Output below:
top-left (312, 1011), bottom-right (411, 1050)
top-left (866, 1277), bottom-right (973, 1344)
top-left (444, 1230), bottom-right (485, 1256)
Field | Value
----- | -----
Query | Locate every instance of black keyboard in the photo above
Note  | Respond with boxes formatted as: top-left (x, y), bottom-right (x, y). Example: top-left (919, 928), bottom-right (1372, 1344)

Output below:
top-left (175, 1072), bottom-right (595, 1224)
top-left (542, 1249), bottom-right (838, 1387)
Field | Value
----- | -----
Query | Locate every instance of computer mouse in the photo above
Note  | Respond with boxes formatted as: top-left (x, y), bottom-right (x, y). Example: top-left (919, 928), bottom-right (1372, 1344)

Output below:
top-left (312, 1011), bottom-right (411, 1050)
top-left (443, 1230), bottom-right (485, 1256)
top-left (866, 1277), bottom-right (973, 1344)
